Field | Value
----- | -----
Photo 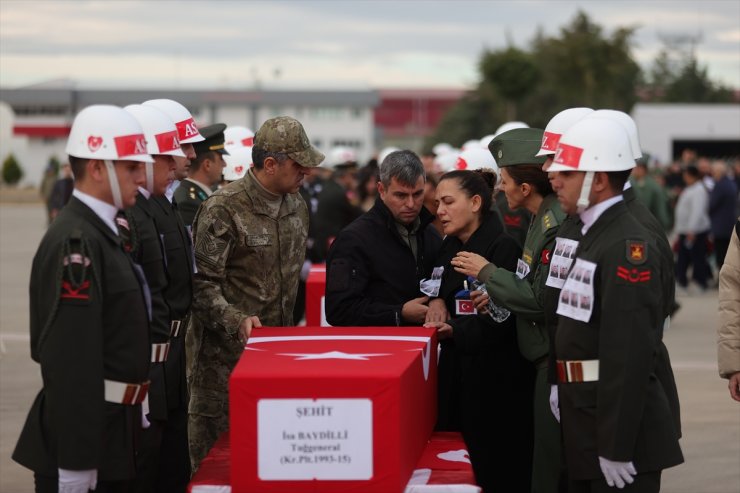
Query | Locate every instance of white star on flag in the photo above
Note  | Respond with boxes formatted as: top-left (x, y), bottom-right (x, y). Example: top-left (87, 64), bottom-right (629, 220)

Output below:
top-left (277, 351), bottom-right (391, 361)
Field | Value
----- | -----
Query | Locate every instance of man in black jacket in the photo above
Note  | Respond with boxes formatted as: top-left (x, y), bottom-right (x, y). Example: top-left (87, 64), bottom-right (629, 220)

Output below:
top-left (325, 150), bottom-right (442, 326)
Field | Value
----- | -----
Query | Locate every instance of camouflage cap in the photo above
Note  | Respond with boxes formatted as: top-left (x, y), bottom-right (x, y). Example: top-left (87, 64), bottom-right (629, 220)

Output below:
top-left (253, 116), bottom-right (324, 167)
top-left (489, 127), bottom-right (547, 167)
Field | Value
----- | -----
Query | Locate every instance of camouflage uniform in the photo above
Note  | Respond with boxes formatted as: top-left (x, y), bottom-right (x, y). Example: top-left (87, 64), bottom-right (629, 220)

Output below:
top-left (186, 116), bottom-right (322, 471)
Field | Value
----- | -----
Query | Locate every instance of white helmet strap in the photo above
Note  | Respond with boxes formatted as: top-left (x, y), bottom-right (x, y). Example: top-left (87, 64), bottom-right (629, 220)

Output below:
top-left (104, 160), bottom-right (124, 210)
top-left (577, 171), bottom-right (595, 214)
top-left (145, 162), bottom-right (154, 194)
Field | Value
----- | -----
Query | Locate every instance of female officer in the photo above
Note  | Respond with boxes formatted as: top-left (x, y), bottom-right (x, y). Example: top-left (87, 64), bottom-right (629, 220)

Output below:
top-left (453, 127), bottom-right (567, 493)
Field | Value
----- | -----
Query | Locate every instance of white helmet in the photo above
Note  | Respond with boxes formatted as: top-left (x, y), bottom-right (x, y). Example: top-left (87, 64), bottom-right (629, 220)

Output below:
top-left (124, 104), bottom-right (185, 194)
top-left (479, 134), bottom-right (497, 149)
top-left (66, 105), bottom-right (152, 162)
top-left (142, 99), bottom-right (204, 144)
top-left (224, 125), bottom-right (254, 148)
top-left (585, 109), bottom-right (642, 160)
top-left (549, 118), bottom-right (634, 213)
top-left (66, 105), bottom-right (153, 209)
top-left (123, 105), bottom-right (185, 158)
top-left (378, 146), bottom-right (401, 165)
top-left (455, 148), bottom-right (498, 171)
top-left (223, 146), bottom-right (252, 181)
top-left (432, 142), bottom-right (454, 156)
top-left (461, 139), bottom-right (481, 151)
top-left (494, 121), bottom-right (528, 137)
top-left (434, 149), bottom-right (461, 172)
top-left (322, 146), bottom-right (357, 170)
top-left (536, 107), bottom-right (594, 157)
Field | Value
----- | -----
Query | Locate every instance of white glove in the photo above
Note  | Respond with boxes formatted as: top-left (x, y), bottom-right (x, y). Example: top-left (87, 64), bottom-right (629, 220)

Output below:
top-left (300, 260), bottom-right (312, 282)
top-left (141, 395), bottom-right (151, 429)
top-left (549, 384), bottom-right (560, 422)
top-left (58, 468), bottom-right (97, 493)
top-left (599, 456), bottom-right (636, 489)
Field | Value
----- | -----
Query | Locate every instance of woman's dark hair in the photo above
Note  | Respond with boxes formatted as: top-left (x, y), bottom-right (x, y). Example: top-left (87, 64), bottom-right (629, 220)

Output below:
top-left (503, 164), bottom-right (553, 196)
top-left (439, 169), bottom-right (497, 216)
top-left (356, 165), bottom-right (379, 203)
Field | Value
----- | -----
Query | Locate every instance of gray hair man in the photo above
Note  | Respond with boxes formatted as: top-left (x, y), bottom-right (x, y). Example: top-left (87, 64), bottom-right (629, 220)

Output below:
top-left (325, 150), bottom-right (442, 326)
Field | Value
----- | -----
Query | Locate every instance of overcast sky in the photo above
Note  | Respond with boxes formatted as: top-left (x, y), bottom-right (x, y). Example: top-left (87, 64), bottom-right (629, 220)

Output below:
top-left (1, 0), bottom-right (738, 91)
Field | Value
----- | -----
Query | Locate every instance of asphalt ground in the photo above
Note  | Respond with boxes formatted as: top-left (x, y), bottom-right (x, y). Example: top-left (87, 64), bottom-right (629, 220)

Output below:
top-left (1, 203), bottom-right (738, 493)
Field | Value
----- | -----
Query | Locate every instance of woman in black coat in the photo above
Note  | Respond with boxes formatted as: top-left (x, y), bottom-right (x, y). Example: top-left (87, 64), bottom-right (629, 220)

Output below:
top-left (425, 169), bottom-right (535, 493)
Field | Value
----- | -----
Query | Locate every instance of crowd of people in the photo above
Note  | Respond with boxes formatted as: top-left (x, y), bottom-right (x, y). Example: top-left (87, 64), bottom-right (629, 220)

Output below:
top-left (16, 97), bottom-right (740, 493)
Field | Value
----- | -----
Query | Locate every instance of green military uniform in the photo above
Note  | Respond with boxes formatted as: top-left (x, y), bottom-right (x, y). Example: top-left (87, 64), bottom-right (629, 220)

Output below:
top-left (173, 123), bottom-right (230, 227)
top-left (13, 196), bottom-right (150, 483)
top-left (478, 128), bottom-right (566, 493)
top-left (173, 178), bottom-right (210, 227)
top-left (187, 116), bottom-right (323, 471)
top-left (555, 200), bottom-right (683, 485)
top-left (629, 174), bottom-right (671, 230)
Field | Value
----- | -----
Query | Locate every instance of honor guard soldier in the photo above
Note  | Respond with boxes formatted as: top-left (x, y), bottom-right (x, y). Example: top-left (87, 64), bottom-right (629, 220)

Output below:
top-left (548, 118), bottom-right (683, 492)
top-left (186, 116), bottom-right (323, 471)
top-left (172, 123), bottom-right (229, 227)
top-left (13, 105), bottom-right (152, 493)
top-left (123, 104), bottom-right (188, 492)
top-left (142, 99), bottom-right (202, 491)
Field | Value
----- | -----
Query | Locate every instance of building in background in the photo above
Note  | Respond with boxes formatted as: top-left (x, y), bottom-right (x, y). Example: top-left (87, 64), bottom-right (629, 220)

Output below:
top-left (0, 83), bottom-right (380, 186)
top-left (374, 88), bottom-right (466, 151)
top-left (632, 103), bottom-right (740, 165)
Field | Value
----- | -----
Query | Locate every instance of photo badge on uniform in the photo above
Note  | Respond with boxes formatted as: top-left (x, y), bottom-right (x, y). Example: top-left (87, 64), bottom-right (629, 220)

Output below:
top-left (556, 258), bottom-right (596, 323)
top-left (546, 237), bottom-right (579, 289)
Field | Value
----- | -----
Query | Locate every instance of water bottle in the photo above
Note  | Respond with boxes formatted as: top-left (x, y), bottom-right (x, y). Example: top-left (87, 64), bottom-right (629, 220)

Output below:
top-left (468, 276), bottom-right (511, 323)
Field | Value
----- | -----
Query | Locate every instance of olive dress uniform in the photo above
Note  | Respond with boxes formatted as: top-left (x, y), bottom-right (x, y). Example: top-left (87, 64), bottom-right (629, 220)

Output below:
top-left (173, 178), bottom-right (209, 227)
top-left (555, 201), bottom-right (683, 490)
top-left (13, 196), bottom-right (151, 489)
top-left (150, 193), bottom-right (194, 491)
top-left (435, 212), bottom-right (534, 493)
top-left (479, 129), bottom-right (567, 493)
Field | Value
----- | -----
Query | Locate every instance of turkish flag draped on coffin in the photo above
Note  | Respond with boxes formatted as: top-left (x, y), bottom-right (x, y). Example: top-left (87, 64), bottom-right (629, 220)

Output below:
top-left (229, 326), bottom-right (438, 493)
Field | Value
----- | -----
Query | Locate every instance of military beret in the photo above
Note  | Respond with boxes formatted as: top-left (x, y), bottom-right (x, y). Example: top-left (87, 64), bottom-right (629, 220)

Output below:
top-left (489, 128), bottom-right (547, 167)
top-left (193, 123), bottom-right (229, 157)
top-left (254, 116), bottom-right (324, 167)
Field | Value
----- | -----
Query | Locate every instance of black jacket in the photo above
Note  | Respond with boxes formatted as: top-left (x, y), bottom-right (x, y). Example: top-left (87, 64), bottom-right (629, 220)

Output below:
top-left (14, 197), bottom-right (150, 480)
top-left (555, 201), bottom-right (683, 479)
top-left (433, 213), bottom-right (534, 492)
top-left (325, 197), bottom-right (442, 326)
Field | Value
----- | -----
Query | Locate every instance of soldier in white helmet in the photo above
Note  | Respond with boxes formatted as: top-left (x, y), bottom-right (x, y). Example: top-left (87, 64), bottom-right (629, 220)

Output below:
top-left (139, 99), bottom-right (203, 491)
top-left (13, 105), bottom-right (152, 493)
top-left (548, 118), bottom-right (683, 491)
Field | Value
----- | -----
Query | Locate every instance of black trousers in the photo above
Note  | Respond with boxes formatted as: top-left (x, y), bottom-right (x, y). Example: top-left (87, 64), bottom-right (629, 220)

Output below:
top-left (569, 471), bottom-right (661, 493)
top-left (35, 473), bottom-right (134, 493)
top-left (676, 232), bottom-right (710, 288)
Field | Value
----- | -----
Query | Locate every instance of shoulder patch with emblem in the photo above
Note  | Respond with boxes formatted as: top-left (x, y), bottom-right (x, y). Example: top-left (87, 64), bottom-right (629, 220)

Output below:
top-left (626, 240), bottom-right (647, 265)
top-left (59, 237), bottom-right (93, 303)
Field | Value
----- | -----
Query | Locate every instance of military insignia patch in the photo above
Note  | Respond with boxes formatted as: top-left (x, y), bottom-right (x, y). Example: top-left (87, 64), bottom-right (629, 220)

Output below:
top-left (616, 266), bottom-right (651, 283)
top-left (626, 240), bottom-right (647, 265)
top-left (541, 249), bottom-right (551, 265)
top-left (60, 280), bottom-right (91, 300)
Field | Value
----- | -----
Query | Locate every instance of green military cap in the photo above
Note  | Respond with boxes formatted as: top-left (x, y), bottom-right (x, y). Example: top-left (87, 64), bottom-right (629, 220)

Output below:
top-left (254, 116), bottom-right (324, 167)
top-left (193, 123), bottom-right (229, 157)
top-left (489, 128), bottom-right (547, 167)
